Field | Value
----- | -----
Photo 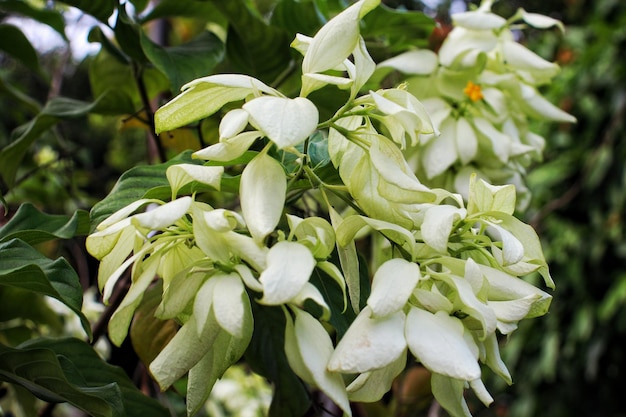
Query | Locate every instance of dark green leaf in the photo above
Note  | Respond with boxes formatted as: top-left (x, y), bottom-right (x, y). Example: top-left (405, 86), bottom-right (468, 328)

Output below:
top-left (88, 26), bottom-right (130, 64)
top-left (113, 5), bottom-right (148, 63)
top-left (0, 24), bottom-right (41, 73)
top-left (361, 4), bottom-right (435, 53)
top-left (0, 0), bottom-right (67, 40)
top-left (0, 287), bottom-right (64, 340)
top-left (57, 0), bottom-right (116, 23)
top-left (0, 204), bottom-right (90, 245)
top-left (0, 97), bottom-right (100, 189)
top-left (2, 337), bottom-right (170, 417)
top-left (140, 30), bottom-right (225, 92)
top-left (89, 151), bottom-right (198, 229)
top-left (0, 239), bottom-right (92, 339)
top-left (244, 304), bottom-right (310, 417)
top-left (141, 0), bottom-right (222, 22)
top-left (209, 0), bottom-right (292, 83)
top-left (270, 0), bottom-right (325, 37)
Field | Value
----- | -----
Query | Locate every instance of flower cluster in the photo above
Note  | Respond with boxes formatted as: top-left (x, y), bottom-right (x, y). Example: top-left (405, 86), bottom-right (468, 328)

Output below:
top-left (87, 1), bottom-right (563, 416)
top-left (378, 0), bottom-right (576, 208)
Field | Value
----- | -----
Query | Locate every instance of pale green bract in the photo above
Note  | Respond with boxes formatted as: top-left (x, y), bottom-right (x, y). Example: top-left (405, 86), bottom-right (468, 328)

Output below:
top-left (86, 1), bottom-right (565, 416)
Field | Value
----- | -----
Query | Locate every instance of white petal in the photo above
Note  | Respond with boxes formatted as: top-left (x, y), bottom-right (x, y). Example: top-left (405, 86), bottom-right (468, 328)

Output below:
top-left (487, 223), bottom-right (525, 265)
top-left (258, 241), bottom-right (315, 305)
top-left (95, 199), bottom-right (154, 231)
top-left (329, 306), bottom-right (406, 373)
top-left (194, 277), bottom-right (218, 335)
top-left (455, 117), bottom-right (477, 165)
top-left (405, 308), bottom-right (481, 380)
top-left (132, 197), bottom-right (192, 230)
top-left (519, 84), bottom-right (577, 123)
top-left (166, 164), bottom-right (223, 195)
top-left (243, 96), bottom-right (318, 149)
top-left (219, 109), bottom-right (249, 139)
top-left (421, 205), bottom-right (466, 253)
top-left (193, 131), bottom-right (262, 162)
top-left (422, 117), bottom-right (458, 179)
top-left (377, 49), bottom-right (438, 75)
top-left (240, 153), bottom-right (286, 242)
top-left (346, 352), bottom-right (406, 402)
top-left (431, 373), bottom-right (472, 417)
top-left (367, 258), bottom-right (421, 317)
top-left (521, 11), bottom-right (564, 31)
top-left (502, 41), bottom-right (559, 76)
top-left (302, 0), bottom-right (379, 74)
top-left (211, 273), bottom-right (248, 338)
top-left (284, 309), bottom-right (352, 416)
top-left (452, 11), bottom-right (506, 30)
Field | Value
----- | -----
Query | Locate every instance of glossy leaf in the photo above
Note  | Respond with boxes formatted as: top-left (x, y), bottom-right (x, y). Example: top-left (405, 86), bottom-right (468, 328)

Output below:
top-left (58, 0), bottom-right (115, 23)
top-left (0, 203), bottom-right (90, 245)
top-left (0, 239), bottom-right (91, 339)
top-left (140, 31), bottom-right (225, 92)
top-left (0, 0), bottom-right (67, 40)
top-left (0, 24), bottom-right (41, 74)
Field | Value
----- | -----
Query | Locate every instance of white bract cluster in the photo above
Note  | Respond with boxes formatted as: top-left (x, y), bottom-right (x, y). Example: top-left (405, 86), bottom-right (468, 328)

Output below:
top-left (378, 0), bottom-right (576, 208)
top-left (87, 1), bottom-right (564, 416)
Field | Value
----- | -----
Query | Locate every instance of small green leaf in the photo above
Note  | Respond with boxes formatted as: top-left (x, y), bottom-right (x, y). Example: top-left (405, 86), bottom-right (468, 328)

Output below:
top-left (0, 239), bottom-right (92, 339)
top-left (0, 204), bottom-right (90, 245)
top-left (0, 24), bottom-right (41, 73)
top-left (361, 4), bottom-right (435, 52)
top-left (140, 30), bottom-right (225, 93)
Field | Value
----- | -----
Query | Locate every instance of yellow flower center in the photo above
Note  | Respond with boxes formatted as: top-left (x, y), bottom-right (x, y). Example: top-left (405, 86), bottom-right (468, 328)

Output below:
top-left (463, 81), bottom-right (484, 102)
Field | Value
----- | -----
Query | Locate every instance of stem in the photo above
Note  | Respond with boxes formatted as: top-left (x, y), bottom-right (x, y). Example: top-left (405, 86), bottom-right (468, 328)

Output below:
top-left (134, 64), bottom-right (166, 163)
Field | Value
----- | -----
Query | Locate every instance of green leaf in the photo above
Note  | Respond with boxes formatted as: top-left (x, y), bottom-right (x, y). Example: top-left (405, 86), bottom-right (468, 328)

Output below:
top-left (0, 340), bottom-right (120, 416)
top-left (0, 0), bottom-right (67, 40)
top-left (244, 304), bottom-right (310, 417)
top-left (0, 97), bottom-right (100, 188)
top-left (113, 4), bottom-right (148, 63)
top-left (361, 4), bottom-right (435, 53)
top-left (0, 239), bottom-right (92, 339)
top-left (141, 0), bottom-right (222, 22)
top-left (0, 204), bottom-right (90, 245)
top-left (3, 337), bottom-right (170, 417)
top-left (270, 0), bottom-right (325, 37)
top-left (140, 30), bottom-right (225, 92)
top-left (88, 48), bottom-right (168, 115)
top-left (0, 24), bottom-right (41, 74)
top-left (89, 151), bottom-right (198, 230)
top-left (209, 0), bottom-right (292, 83)
top-left (58, 0), bottom-right (116, 23)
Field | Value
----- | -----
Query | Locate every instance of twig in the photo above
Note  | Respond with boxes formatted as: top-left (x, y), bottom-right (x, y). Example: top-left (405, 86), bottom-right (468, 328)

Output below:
top-left (134, 64), bottom-right (167, 163)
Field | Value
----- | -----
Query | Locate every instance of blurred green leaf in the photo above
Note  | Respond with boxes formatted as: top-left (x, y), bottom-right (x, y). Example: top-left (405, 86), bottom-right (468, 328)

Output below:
top-left (113, 4), bottom-right (148, 64)
top-left (140, 30), bottom-right (225, 92)
top-left (361, 5), bottom-right (435, 53)
top-left (141, 0), bottom-right (221, 22)
top-left (0, 204), bottom-right (90, 245)
top-left (0, 0), bottom-right (67, 40)
top-left (0, 97), bottom-right (100, 188)
top-left (57, 0), bottom-right (115, 23)
top-left (0, 24), bottom-right (41, 74)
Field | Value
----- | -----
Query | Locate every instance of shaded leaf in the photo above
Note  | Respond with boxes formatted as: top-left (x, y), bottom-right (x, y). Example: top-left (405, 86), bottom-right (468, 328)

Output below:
top-left (244, 303), bottom-right (310, 417)
top-left (270, 0), bottom-right (325, 37)
top-left (0, 239), bottom-right (91, 339)
top-left (209, 0), bottom-right (292, 83)
top-left (0, 0), bottom-right (67, 40)
top-left (0, 203), bottom-right (90, 245)
top-left (0, 24), bottom-right (41, 73)
top-left (140, 30), bottom-right (225, 92)
top-left (141, 0), bottom-right (222, 22)
top-left (58, 0), bottom-right (116, 23)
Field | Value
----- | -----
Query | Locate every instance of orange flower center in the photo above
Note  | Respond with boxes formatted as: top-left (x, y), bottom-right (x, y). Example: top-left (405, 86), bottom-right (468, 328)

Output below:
top-left (463, 81), bottom-right (483, 102)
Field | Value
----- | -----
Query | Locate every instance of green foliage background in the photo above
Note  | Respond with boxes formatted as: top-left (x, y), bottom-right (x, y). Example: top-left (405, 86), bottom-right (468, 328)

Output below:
top-left (1, 0), bottom-right (624, 416)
